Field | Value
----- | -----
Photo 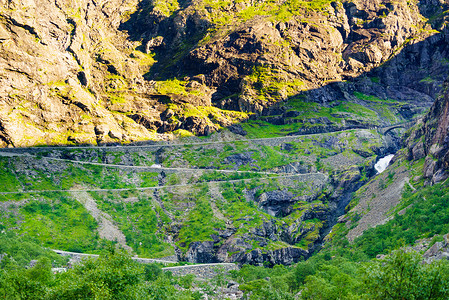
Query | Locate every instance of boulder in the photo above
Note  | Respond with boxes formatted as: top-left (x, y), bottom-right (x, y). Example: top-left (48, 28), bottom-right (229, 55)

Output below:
top-left (185, 241), bottom-right (217, 263)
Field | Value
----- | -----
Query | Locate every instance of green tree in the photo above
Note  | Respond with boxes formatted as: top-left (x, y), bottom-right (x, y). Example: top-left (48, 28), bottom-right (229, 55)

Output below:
top-left (49, 250), bottom-right (145, 299)
top-left (0, 257), bottom-right (53, 299)
top-left (364, 250), bottom-right (449, 300)
top-left (144, 263), bottom-right (163, 281)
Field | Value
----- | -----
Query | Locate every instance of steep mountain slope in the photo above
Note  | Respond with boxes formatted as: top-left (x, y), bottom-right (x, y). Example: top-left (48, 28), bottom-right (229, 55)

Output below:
top-left (0, 126), bottom-right (395, 265)
top-left (1, 0), bottom-right (449, 269)
top-left (334, 77), bottom-right (449, 246)
top-left (411, 79), bottom-right (449, 184)
top-left (0, 0), bottom-right (448, 147)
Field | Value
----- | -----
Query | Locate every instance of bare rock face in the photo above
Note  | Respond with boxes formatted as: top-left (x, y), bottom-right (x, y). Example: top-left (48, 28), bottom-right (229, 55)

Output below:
top-left (0, 0), bottom-right (152, 146)
top-left (151, 0), bottom-right (448, 126)
top-left (0, 0), bottom-right (448, 146)
top-left (257, 190), bottom-right (295, 217)
top-left (0, 0), bottom-right (220, 146)
top-left (405, 78), bottom-right (449, 184)
top-left (422, 80), bottom-right (449, 184)
top-left (181, 0), bottom-right (435, 112)
top-left (182, 227), bottom-right (313, 266)
top-left (178, 197), bottom-right (334, 266)
top-left (185, 241), bottom-right (217, 263)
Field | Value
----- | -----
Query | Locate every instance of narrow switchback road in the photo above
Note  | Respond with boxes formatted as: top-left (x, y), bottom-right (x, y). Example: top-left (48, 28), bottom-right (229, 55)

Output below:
top-left (0, 172), bottom-right (328, 195)
top-left (0, 151), bottom-right (281, 176)
top-left (52, 249), bottom-right (239, 279)
top-left (0, 122), bottom-right (415, 152)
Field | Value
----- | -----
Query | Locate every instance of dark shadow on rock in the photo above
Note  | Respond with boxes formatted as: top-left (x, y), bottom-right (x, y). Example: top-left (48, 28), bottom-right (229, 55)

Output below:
top-left (117, 0), bottom-right (449, 121)
top-left (248, 24), bottom-right (449, 137)
top-left (119, 0), bottom-right (211, 80)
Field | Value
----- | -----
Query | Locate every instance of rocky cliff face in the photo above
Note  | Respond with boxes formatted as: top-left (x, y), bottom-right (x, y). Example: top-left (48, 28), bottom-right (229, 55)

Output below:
top-left (182, 0), bottom-right (429, 111)
top-left (0, 0), bottom-right (150, 146)
top-left (132, 0), bottom-right (449, 118)
top-left (0, 0), bottom-right (448, 147)
top-left (422, 80), bottom-right (449, 184)
top-left (406, 78), bottom-right (449, 184)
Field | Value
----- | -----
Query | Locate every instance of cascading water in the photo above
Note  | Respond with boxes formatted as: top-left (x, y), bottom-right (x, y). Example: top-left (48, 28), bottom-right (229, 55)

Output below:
top-left (374, 154), bottom-right (395, 174)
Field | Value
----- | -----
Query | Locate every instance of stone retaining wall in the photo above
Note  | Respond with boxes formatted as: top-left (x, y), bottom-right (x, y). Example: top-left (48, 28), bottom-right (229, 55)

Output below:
top-left (52, 250), bottom-right (174, 265)
top-left (162, 263), bottom-right (239, 279)
top-left (52, 250), bottom-right (239, 279)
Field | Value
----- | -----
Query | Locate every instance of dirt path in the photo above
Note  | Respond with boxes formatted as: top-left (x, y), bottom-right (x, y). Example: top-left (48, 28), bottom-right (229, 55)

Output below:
top-left (70, 189), bottom-right (132, 252)
top-left (208, 183), bottom-right (228, 222)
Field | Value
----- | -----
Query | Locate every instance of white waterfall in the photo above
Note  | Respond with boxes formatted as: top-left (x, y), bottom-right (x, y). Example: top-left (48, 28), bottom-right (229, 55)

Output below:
top-left (374, 154), bottom-right (395, 174)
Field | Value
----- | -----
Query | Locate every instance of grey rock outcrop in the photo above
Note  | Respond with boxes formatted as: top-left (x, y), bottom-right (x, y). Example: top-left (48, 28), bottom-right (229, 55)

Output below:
top-left (257, 190), bottom-right (295, 217)
top-left (408, 233), bottom-right (449, 264)
top-left (405, 78), bottom-right (449, 184)
top-left (185, 241), bottom-right (218, 264)
top-left (180, 199), bottom-right (333, 266)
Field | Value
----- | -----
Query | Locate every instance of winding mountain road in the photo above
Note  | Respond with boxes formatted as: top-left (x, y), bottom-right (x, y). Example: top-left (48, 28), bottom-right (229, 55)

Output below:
top-left (0, 172), bottom-right (327, 195)
top-left (0, 150), bottom-right (280, 175)
top-left (17, 129), bottom-right (367, 150)
top-left (52, 249), bottom-right (176, 264)
top-left (52, 249), bottom-right (239, 278)
top-left (0, 122), bottom-right (416, 153)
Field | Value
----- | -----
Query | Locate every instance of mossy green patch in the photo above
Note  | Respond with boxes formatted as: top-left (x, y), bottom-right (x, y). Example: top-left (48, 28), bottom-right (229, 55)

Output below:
top-left (176, 186), bottom-right (226, 251)
top-left (153, 0), bottom-right (179, 16)
top-left (91, 192), bottom-right (174, 258)
top-left (5, 194), bottom-right (104, 253)
top-left (155, 79), bottom-right (189, 96)
top-left (138, 172), bottom-right (159, 188)
top-left (244, 66), bottom-right (305, 103)
top-left (0, 158), bottom-right (21, 192)
top-left (218, 181), bottom-right (270, 235)
top-left (167, 103), bottom-right (249, 130)
top-left (200, 0), bottom-right (334, 31)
